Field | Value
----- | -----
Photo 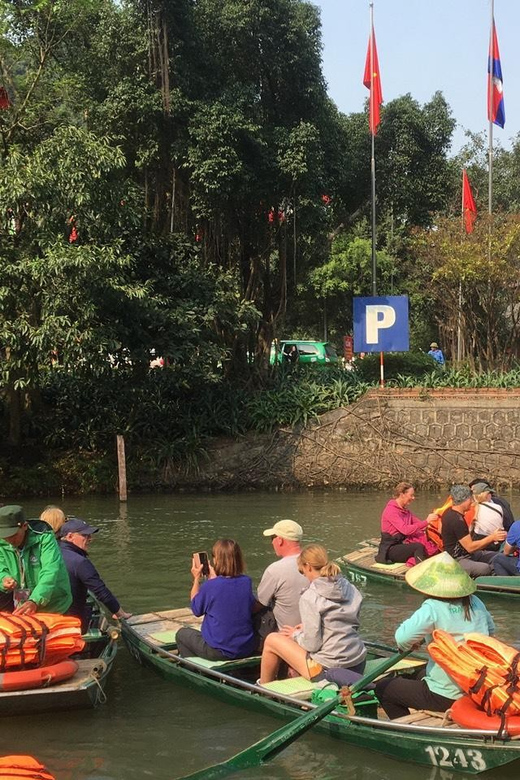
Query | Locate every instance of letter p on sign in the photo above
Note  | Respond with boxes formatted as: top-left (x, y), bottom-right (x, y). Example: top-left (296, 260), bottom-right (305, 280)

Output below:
top-left (366, 305), bottom-right (396, 344)
top-left (353, 296), bottom-right (409, 353)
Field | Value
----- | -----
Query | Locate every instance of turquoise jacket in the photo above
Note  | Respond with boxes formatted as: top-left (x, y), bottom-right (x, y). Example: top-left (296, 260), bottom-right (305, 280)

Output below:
top-left (395, 596), bottom-right (495, 700)
top-left (0, 520), bottom-right (72, 613)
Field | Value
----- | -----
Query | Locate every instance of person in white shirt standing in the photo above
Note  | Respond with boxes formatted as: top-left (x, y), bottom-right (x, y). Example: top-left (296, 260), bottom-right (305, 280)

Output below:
top-left (257, 520), bottom-right (308, 630)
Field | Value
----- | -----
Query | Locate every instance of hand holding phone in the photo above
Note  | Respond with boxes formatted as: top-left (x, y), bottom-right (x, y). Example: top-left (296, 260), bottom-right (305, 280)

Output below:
top-left (193, 551), bottom-right (210, 577)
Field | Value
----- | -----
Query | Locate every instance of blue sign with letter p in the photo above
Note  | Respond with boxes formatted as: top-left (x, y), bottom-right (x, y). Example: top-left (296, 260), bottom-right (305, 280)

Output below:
top-left (353, 296), bottom-right (409, 352)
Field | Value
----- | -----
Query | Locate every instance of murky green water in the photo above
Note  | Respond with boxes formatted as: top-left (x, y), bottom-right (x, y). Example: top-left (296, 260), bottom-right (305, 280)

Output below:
top-left (3, 491), bottom-right (519, 780)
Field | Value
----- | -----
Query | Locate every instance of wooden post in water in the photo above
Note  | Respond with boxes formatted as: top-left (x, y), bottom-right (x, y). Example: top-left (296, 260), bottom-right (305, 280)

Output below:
top-left (116, 434), bottom-right (127, 502)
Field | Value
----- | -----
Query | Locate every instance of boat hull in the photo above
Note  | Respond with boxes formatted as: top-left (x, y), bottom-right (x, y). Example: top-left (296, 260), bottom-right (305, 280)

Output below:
top-left (338, 540), bottom-right (520, 597)
top-left (122, 611), bottom-right (520, 775)
top-left (0, 624), bottom-right (118, 716)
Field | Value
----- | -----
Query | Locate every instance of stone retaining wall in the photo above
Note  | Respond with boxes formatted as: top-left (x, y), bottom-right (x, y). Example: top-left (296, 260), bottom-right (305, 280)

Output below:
top-left (292, 388), bottom-right (520, 489)
top-left (174, 388), bottom-right (520, 489)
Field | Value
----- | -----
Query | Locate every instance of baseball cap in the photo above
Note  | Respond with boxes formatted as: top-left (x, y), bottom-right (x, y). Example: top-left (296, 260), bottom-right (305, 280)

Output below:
top-left (0, 505), bottom-right (25, 539)
top-left (471, 481), bottom-right (493, 495)
top-left (262, 519), bottom-right (303, 542)
top-left (59, 517), bottom-right (99, 537)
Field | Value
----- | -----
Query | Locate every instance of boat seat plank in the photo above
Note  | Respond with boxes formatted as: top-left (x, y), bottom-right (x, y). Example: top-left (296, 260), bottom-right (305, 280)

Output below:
top-left (393, 711), bottom-right (434, 724)
top-left (185, 655), bottom-right (261, 672)
top-left (154, 608), bottom-right (200, 621)
top-left (371, 562), bottom-right (407, 573)
top-left (150, 624), bottom-right (202, 644)
top-left (260, 676), bottom-right (316, 700)
top-left (420, 716), bottom-right (448, 726)
top-left (364, 658), bottom-right (426, 678)
top-left (346, 549), bottom-right (375, 563)
top-left (132, 619), bottom-right (180, 638)
top-left (126, 612), bottom-right (167, 626)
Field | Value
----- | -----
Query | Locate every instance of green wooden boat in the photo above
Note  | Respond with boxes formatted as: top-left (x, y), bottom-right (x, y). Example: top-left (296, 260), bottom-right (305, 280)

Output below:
top-left (338, 538), bottom-right (520, 597)
top-left (122, 608), bottom-right (520, 775)
top-left (0, 613), bottom-right (119, 716)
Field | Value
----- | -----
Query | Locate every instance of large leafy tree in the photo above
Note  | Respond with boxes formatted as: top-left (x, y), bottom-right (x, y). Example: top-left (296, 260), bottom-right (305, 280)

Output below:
top-left (412, 215), bottom-right (520, 369)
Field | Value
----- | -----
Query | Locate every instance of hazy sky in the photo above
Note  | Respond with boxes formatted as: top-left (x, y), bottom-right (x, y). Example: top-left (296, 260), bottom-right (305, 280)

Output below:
top-left (312, 0), bottom-right (517, 153)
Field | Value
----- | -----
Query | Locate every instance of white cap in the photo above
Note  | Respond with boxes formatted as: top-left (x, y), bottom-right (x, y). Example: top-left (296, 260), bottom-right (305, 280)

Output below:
top-left (262, 520), bottom-right (303, 542)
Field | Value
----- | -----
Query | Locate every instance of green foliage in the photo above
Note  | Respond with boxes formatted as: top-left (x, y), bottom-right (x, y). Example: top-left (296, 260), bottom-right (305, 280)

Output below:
top-left (353, 352), bottom-right (438, 383)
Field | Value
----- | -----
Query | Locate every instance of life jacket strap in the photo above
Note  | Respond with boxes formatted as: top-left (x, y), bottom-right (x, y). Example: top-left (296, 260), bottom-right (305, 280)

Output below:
top-left (469, 665), bottom-right (488, 695)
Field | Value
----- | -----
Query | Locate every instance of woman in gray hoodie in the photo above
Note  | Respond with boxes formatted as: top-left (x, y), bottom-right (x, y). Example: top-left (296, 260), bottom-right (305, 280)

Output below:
top-left (259, 544), bottom-right (366, 684)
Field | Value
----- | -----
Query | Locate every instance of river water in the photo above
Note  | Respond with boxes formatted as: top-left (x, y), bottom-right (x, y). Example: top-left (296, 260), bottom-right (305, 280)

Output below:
top-left (4, 491), bottom-right (519, 780)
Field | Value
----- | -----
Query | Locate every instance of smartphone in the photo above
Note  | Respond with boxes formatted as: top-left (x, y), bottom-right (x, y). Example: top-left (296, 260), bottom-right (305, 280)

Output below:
top-left (194, 551), bottom-right (210, 577)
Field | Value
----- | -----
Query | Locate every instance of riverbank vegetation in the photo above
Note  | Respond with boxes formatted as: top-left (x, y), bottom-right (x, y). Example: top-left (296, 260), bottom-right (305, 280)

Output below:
top-left (2, 0), bottom-right (520, 493)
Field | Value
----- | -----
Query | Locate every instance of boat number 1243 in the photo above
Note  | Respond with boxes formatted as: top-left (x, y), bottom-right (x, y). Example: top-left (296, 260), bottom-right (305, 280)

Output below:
top-left (424, 745), bottom-right (487, 771)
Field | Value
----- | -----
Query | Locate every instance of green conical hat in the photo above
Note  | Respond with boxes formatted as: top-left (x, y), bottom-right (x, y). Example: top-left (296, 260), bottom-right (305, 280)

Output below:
top-left (405, 552), bottom-right (476, 598)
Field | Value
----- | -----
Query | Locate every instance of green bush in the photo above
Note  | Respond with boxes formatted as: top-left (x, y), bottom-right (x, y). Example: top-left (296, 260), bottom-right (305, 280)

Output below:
top-left (353, 352), bottom-right (437, 382)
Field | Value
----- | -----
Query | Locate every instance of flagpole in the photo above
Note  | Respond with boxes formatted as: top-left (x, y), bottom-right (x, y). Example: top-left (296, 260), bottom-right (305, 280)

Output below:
top-left (458, 172), bottom-right (464, 362)
top-left (369, 1), bottom-right (377, 297)
top-left (368, 2), bottom-right (382, 386)
top-left (488, 0), bottom-right (494, 217)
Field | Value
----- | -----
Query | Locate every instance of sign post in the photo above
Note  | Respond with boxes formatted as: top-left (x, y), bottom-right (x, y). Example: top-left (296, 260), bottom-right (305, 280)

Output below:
top-left (343, 335), bottom-right (354, 363)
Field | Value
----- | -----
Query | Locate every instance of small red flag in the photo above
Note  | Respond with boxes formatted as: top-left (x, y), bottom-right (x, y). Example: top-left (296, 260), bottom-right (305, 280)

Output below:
top-left (462, 169), bottom-right (477, 234)
top-left (0, 87), bottom-right (10, 110)
top-left (363, 24), bottom-right (383, 135)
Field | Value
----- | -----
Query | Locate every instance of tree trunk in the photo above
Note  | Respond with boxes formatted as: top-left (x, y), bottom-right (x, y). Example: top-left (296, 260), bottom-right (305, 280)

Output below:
top-left (7, 384), bottom-right (22, 446)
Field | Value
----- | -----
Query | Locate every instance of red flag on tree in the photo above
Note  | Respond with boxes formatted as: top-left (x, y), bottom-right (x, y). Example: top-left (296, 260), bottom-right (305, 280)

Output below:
top-left (363, 23), bottom-right (383, 135)
top-left (0, 87), bottom-right (10, 110)
top-left (462, 169), bottom-right (477, 233)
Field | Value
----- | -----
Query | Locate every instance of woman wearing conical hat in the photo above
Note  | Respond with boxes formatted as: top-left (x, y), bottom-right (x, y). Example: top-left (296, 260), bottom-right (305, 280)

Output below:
top-left (375, 552), bottom-right (495, 719)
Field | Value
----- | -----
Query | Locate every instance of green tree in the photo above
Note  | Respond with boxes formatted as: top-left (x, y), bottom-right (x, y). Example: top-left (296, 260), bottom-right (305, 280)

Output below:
top-left (412, 215), bottom-right (520, 369)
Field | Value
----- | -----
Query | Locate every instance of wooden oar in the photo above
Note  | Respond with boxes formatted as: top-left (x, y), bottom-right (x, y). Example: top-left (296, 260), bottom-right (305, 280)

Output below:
top-left (174, 647), bottom-right (412, 780)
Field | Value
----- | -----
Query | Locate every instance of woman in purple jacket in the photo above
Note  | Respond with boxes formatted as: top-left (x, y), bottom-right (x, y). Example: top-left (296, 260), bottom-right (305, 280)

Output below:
top-left (375, 482), bottom-right (439, 566)
top-left (176, 539), bottom-right (257, 661)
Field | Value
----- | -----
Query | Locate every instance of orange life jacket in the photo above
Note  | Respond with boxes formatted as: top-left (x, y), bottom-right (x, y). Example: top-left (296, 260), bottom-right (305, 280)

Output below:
top-left (0, 756), bottom-right (55, 779)
top-left (0, 613), bottom-right (84, 671)
top-left (428, 630), bottom-right (520, 729)
top-left (426, 498), bottom-right (475, 551)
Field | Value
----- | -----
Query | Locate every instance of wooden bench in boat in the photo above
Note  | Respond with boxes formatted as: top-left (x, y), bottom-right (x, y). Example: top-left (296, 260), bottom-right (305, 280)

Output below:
top-left (339, 541), bottom-right (408, 577)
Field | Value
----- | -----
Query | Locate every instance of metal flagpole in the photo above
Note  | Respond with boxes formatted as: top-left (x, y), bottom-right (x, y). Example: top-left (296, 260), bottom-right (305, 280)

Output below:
top-left (488, 0), bottom-right (494, 217)
top-left (369, 3), bottom-right (384, 386)
top-left (370, 2), bottom-right (377, 298)
top-left (457, 172), bottom-right (464, 362)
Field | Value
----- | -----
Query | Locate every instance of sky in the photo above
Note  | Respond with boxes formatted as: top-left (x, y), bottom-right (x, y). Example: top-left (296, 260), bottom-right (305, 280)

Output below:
top-left (311, 0), bottom-right (518, 154)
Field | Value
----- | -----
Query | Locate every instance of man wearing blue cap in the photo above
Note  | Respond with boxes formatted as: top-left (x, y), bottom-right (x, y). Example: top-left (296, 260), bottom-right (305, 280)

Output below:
top-left (59, 518), bottom-right (131, 631)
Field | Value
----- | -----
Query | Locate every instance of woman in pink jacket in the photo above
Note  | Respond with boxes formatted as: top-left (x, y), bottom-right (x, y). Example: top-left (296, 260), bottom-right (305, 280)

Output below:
top-left (375, 482), bottom-right (439, 566)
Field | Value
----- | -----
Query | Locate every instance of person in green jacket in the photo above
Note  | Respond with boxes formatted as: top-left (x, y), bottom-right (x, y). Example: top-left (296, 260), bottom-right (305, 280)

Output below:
top-left (0, 505), bottom-right (72, 615)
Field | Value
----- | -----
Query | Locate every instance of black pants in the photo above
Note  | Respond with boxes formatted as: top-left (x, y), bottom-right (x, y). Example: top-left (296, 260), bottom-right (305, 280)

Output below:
top-left (175, 627), bottom-right (228, 661)
top-left (375, 675), bottom-right (456, 719)
top-left (387, 542), bottom-right (427, 565)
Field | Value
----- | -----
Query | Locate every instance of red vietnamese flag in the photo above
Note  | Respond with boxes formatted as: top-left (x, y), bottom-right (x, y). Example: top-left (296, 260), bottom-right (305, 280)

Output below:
top-left (363, 23), bottom-right (383, 134)
top-left (462, 169), bottom-right (477, 234)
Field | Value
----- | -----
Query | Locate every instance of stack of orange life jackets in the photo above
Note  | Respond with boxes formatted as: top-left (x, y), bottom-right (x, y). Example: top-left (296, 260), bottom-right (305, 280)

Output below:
top-left (0, 612), bottom-right (84, 670)
top-left (0, 756), bottom-right (55, 779)
top-left (428, 630), bottom-right (520, 732)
